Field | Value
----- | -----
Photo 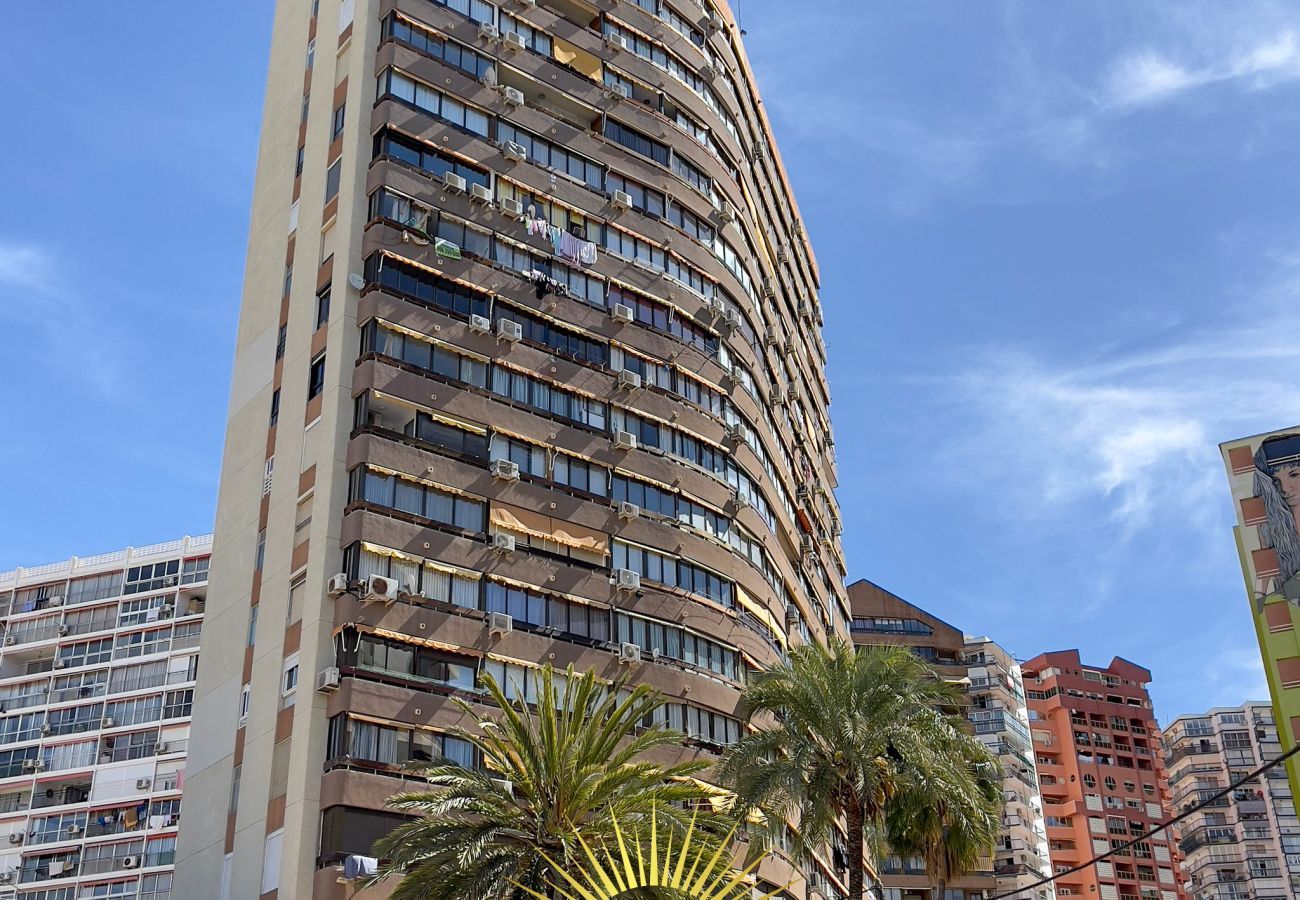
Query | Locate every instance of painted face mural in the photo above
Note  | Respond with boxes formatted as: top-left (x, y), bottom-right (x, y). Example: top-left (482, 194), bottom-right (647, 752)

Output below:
top-left (1253, 434), bottom-right (1300, 603)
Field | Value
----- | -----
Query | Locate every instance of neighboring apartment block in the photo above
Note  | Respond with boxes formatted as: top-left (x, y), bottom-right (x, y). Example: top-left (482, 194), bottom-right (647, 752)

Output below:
top-left (847, 579), bottom-right (1022, 900)
top-left (177, 0), bottom-right (847, 896)
top-left (964, 636), bottom-right (1055, 900)
top-left (0, 535), bottom-right (210, 899)
top-left (1163, 703), bottom-right (1299, 900)
top-left (1221, 429), bottom-right (1300, 799)
top-left (1022, 651), bottom-right (1187, 900)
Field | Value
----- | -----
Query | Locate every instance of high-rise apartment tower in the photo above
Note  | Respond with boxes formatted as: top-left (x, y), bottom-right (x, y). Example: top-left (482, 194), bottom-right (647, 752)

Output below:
top-left (1023, 651), bottom-right (1188, 900)
top-left (1163, 702), bottom-right (1300, 900)
top-left (0, 535), bottom-right (210, 897)
top-left (176, 0), bottom-right (847, 896)
top-left (1221, 428), bottom-right (1300, 800)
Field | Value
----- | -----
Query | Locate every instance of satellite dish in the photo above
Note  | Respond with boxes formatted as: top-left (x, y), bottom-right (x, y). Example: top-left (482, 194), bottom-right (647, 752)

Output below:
top-left (348, 273), bottom-right (365, 291)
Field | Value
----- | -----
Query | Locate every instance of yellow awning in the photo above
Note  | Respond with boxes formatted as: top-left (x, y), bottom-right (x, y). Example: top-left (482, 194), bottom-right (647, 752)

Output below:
top-left (735, 585), bottom-right (787, 649)
top-left (553, 37), bottom-right (602, 81)
top-left (491, 503), bottom-right (609, 554)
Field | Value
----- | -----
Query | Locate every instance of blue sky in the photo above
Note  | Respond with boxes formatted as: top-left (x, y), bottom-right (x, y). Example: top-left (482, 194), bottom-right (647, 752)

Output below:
top-left (3, 1), bottom-right (1299, 721)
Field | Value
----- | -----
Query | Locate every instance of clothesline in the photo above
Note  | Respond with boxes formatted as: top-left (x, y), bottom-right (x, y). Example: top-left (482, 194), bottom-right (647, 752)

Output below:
top-left (525, 217), bottom-right (598, 266)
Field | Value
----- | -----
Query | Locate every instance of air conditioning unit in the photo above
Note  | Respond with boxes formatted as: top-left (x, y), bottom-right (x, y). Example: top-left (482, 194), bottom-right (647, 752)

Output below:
top-left (491, 777), bottom-right (513, 794)
top-left (613, 569), bottom-right (641, 593)
top-left (496, 318), bottom-right (522, 342)
top-left (490, 459), bottom-right (521, 482)
top-left (617, 369), bottom-right (642, 389)
top-left (796, 485), bottom-right (813, 503)
top-left (724, 309), bottom-right (740, 330)
top-left (492, 533), bottom-right (517, 554)
top-left (613, 431), bottom-right (638, 451)
top-left (3, 635), bottom-right (14, 647)
top-left (502, 141), bottom-right (527, 163)
top-left (778, 247), bottom-right (791, 265)
top-left (617, 501), bottom-right (640, 520)
top-left (724, 424), bottom-right (745, 442)
top-left (604, 32), bottom-right (627, 50)
top-left (798, 302), bottom-right (812, 320)
top-left (706, 296), bottom-right (727, 318)
top-left (699, 63), bottom-right (717, 81)
top-left (40, 724), bottom-right (51, 735)
top-left (771, 391), bottom-right (787, 406)
top-left (103, 716), bottom-right (117, 729)
top-left (501, 31), bottom-right (526, 52)
top-left (705, 12), bottom-right (724, 33)
top-left (47, 596), bottom-right (65, 607)
top-left (164, 575), bottom-right (179, 587)
top-left (122, 856), bottom-right (140, 869)
top-left (67, 824), bottom-right (82, 836)
top-left (502, 86), bottom-right (525, 107)
top-left (618, 642), bottom-right (641, 664)
top-left (154, 742), bottom-right (169, 755)
top-left (21, 759), bottom-right (41, 771)
top-left (56, 624), bottom-right (68, 636)
top-left (470, 182), bottom-right (493, 203)
top-left (478, 22), bottom-right (499, 41)
top-left (135, 778), bottom-right (152, 790)
top-left (500, 198), bottom-right (524, 217)
top-left (0, 869), bottom-right (12, 882)
top-left (785, 603), bottom-right (800, 624)
top-left (718, 205), bottom-right (735, 225)
top-left (762, 325), bottom-right (778, 346)
top-left (327, 573), bottom-right (350, 597)
top-left (362, 574), bottom-right (399, 603)
top-left (610, 303), bottom-right (634, 323)
top-left (6, 834), bottom-right (20, 845)
top-left (53, 659), bottom-right (67, 669)
top-left (488, 612), bottom-right (513, 638)
top-left (443, 171), bottom-right (467, 193)
top-left (316, 667), bottom-right (341, 693)
top-left (611, 190), bottom-right (633, 211)
top-left (760, 280), bottom-right (775, 299)
top-left (468, 314), bottom-right (491, 334)
top-left (604, 83), bottom-right (631, 100)
top-left (159, 604), bottom-right (175, 619)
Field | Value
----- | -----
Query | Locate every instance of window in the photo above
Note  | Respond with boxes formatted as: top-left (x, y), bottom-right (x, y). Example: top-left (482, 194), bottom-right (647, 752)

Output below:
top-left (612, 540), bottom-right (734, 608)
top-left (308, 353), bottom-right (326, 398)
top-left (282, 655), bottom-right (300, 708)
top-left (239, 684), bottom-right (251, 725)
top-left (124, 560), bottom-right (180, 595)
top-left (295, 145), bottom-right (305, 177)
top-left (275, 323), bottom-right (287, 359)
top-left (262, 830), bottom-right (284, 894)
top-left (1082, 774), bottom-right (1096, 788)
top-left (301, 93), bottom-right (310, 124)
top-left (383, 14), bottom-right (493, 79)
top-left (324, 158), bottom-right (342, 203)
top-left (229, 765), bottom-right (241, 815)
top-left (377, 69), bottom-right (490, 136)
top-left (287, 578), bottom-right (305, 625)
top-left (315, 286), bottom-right (331, 329)
top-left (269, 389), bottom-right (280, 426)
top-left (255, 529), bottom-right (267, 571)
top-left (331, 102), bottom-right (346, 139)
top-left (351, 468), bottom-right (485, 532)
top-left (305, 38), bottom-right (316, 69)
top-left (180, 557), bottom-right (209, 585)
top-left (497, 121), bottom-right (603, 189)
top-left (363, 321), bottom-right (487, 388)
top-left (247, 604), bottom-right (258, 647)
top-left (373, 128), bottom-right (489, 189)
top-left (164, 689), bottom-right (193, 719)
top-left (364, 253), bottom-right (490, 320)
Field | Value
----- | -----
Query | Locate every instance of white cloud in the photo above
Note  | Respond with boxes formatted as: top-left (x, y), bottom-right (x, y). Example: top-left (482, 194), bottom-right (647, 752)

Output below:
top-left (1102, 30), bottom-right (1300, 109)
top-left (927, 289), bottom-right (1300, 538)
top-left (0, 239), bottom-right (125, 397)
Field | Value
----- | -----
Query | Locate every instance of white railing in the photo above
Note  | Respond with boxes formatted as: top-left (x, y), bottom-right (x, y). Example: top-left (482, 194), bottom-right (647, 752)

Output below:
top-left (0, 535), bottom-right (214, 589)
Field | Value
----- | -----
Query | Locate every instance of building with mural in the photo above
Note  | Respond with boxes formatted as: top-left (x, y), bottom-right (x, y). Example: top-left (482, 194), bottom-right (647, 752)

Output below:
top-left (1221, 428), bottom-right (1300, 800)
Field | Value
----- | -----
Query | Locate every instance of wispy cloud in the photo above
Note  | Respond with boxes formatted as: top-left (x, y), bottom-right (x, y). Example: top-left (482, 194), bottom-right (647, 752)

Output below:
top-left (1102, 30), bottom-right (1300, 109)
top-left (0, 239), bottom-right (127, 397)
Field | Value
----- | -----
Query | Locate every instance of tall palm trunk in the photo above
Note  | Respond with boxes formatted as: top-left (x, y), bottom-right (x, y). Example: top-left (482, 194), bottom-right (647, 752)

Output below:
top-left (846, 797), bottom-right (865, 900)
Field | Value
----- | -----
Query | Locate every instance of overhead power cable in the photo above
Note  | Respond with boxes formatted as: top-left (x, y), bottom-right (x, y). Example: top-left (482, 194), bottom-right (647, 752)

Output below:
top-left (985, 740), bottom-right (1300, 900)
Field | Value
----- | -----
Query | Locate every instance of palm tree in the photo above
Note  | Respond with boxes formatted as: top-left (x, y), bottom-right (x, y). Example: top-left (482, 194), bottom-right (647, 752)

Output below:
top-left (884, 713), bottom-right (1004, 900)
top-left (720, 639), bottom-right (1001, 900)
top-left (373, 664), bottom-right (723, 900)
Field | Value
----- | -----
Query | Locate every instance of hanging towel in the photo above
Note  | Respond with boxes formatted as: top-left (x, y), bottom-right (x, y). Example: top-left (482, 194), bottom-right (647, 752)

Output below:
top-left (124, 807), bottom-right (139, 829)
top-left (148, 814), bottom-right (168, 830)
top-left (49, 861), bottom-right (64, 877)
top-left (344, 855), bottom-right (380, 880)
top-left (556, 229), bottom-right (583, 264)
top-left (577, 240), bottom-right (598, 265)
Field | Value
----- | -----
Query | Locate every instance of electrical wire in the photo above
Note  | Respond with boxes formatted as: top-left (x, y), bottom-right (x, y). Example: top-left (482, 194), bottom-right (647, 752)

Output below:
top-left (986, 740), bottom-right (1300, 900)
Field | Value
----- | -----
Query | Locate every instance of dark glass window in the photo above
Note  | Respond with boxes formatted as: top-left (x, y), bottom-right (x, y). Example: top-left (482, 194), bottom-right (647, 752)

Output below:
top-left (331, 103), bottom-right (346, 139)
top-left (269, 389), bottom-right (280, 427)
top-left (324, 158), bottom-right (342, 203)
top-left (294, 145), bottom-right (305, 177)
top-left (315, 287), bottom-right (331, 329)
top-left (308, 354), bottom-right (326, 399)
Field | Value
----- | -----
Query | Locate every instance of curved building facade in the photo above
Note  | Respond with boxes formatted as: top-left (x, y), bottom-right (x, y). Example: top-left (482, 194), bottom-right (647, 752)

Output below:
top-left (176, 0), bottom-right (847, 896)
